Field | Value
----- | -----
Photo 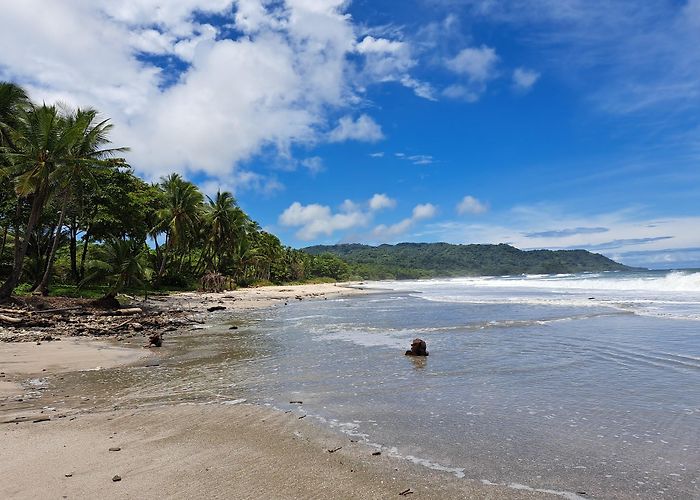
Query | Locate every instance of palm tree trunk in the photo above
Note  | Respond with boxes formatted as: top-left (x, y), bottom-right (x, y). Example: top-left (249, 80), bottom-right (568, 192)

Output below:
top-left (79, 228), bottom-right (91, 281)
top-left (34, 191), bottom-right (68, 295)
top-left (69, 220), bottom-right (78, 283)
top-left (0, 222), bottom-right (9, 259)
top-left (0, 191), bottom-right (46, 300)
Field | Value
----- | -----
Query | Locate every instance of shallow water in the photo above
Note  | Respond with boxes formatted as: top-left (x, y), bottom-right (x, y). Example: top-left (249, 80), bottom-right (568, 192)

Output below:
top-left (62, 271), bottom-right (700, 499)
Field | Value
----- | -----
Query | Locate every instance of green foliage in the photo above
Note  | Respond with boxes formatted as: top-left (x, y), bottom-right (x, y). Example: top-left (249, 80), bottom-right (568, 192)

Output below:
top-left (303, 243), bottom-right (632, 279)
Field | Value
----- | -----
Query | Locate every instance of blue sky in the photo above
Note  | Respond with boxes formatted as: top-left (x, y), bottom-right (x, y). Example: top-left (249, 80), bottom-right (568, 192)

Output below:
top-left (1, 1), bottom-right (699, 268)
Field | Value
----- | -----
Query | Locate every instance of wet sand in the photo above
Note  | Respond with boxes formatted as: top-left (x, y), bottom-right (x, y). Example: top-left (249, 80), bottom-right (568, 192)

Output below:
top-left (0, 404), bottom-right (550, 499)
top-left (0, 283), bottom-right (551, 499)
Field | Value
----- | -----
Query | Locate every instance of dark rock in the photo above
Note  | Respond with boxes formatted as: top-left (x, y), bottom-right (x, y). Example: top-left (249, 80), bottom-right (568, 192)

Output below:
top-left (229, 325), bottom-right (238, 330)
top-left (109, 447), bottom-right (121, 452)
top-left (405, 338), bottom-right (428, 356)
top-left (112, 475), bottom-right (122, 482)
top-left (290, 400), bottom-right (303, 404)
top-left (207, 306), bottom-right (226, 312)
top-left (372, 451), bottom-right (381, 456)
top-left (148, 332), bottom-right (162, 347)
top-left (65, 473), bottom-right (72, 478)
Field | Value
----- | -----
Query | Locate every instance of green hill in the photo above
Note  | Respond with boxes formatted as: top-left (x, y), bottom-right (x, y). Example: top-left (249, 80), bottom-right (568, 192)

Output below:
top-left (302, 242), bottom-right (633, 280)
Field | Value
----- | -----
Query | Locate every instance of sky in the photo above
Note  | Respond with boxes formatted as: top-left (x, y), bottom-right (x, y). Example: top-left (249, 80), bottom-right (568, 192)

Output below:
top-left (1, 0), bottom-right (700, 268)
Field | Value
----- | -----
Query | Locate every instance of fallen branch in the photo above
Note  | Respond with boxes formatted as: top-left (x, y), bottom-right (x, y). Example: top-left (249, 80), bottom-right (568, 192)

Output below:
top-left (0, 314), bottom-right (23, 324)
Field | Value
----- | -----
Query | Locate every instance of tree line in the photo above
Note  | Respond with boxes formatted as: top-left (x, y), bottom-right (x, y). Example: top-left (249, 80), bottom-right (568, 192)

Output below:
top-left (0, 82), bottom-right (350, 299)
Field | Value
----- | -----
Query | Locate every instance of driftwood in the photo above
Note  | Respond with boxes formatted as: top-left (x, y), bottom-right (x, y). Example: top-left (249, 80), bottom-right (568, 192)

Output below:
top-left (0, 314), bottom-right (22, 324)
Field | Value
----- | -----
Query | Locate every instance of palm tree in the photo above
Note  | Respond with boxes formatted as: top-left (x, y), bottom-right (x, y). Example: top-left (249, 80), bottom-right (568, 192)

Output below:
top-left (203, 190), bottom-right (248, 273)
top-left (33, 107), bottom-right (127, 295)
top-left (82, 238), bottom-right (151, 299)
top-left (0, 82), bottom-right (29, 151)
top-left (155, 174), bottom-right (204, 279)
top-left (0, 103), bottom-right (84, 299)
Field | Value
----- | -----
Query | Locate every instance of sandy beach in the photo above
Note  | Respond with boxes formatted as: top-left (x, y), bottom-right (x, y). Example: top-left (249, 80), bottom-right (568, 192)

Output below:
top-left (0, 283), bottom-right (551, 499)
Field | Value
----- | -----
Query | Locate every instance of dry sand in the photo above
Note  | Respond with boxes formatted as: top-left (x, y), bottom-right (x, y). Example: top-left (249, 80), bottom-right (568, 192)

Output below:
top-left (0, 283), bottom-right (552, 499)
top-left (164, 281), bottom-right (373, 312)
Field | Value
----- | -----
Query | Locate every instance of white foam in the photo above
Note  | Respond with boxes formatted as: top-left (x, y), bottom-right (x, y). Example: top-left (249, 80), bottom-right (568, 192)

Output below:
top-left (368, 271), bottom-right (700, 321)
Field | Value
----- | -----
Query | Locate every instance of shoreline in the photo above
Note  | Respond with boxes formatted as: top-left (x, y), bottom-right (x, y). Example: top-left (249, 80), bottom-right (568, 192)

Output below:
top-left (0, 282), bottom-right (552, 499)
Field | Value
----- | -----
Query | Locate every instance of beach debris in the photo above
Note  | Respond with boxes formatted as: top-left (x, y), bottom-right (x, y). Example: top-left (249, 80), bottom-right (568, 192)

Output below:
top-left (399, 488), bottom-right (414, 496)
top-left (207, 305), bottom-right (226, 312)
top-left (109, 447), bottom-right (121, 452)
top-left (112, 475), bottom-right (122, 482)
top-left (200, 272), bottom-right (226, 292)
top-left (298, 415), bottom-right (306, 419)
top-left (372, 451), bottom-right (381, 456)
top-left (328, 447), bottom-right (343, 453)
top-left (65, 473), bottom-right (72, 478)
top-left (405, 338), bottom-right (429, 356)
top-left (147, 332), bottom-right (163, 347)
top-left (289, 400), bottom-right (303, 404)
top-left (113, 307), bottom-right (143, 316)
top-left (32, 417), bottom-right (51, 423)
top-left (229, 325), bottom-right (238, 330)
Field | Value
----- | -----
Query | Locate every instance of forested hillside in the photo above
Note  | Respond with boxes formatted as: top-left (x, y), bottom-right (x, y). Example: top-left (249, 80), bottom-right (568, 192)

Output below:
top-left (304, 243), bottom-right (632, 279)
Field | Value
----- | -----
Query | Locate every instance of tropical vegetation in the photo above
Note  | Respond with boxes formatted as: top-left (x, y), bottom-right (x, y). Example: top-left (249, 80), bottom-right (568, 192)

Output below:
top-left (0, 82), bottom-right (348, 299)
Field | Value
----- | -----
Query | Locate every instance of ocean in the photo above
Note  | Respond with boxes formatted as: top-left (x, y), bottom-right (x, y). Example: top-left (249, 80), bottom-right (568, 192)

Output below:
top-left (82, 270), bottom-right (700, 499)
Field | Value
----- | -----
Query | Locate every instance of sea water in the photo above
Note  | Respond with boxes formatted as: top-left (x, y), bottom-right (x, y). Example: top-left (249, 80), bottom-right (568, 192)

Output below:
top-left (80, 270), bottom-right (700, 498)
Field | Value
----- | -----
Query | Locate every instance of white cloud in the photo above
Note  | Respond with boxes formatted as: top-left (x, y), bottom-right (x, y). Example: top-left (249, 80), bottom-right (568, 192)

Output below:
top-left (329, 114), bottom-right (384, 143)
top-left (0, 0), bottom-right (430, 191)
top-left (356, 35), bottom-right (404, 54)
top-left (442, 85), bottom-right (480, 102)
top-left (457, 195), bottom-right (489, 215)
top-left (279, 201), bottom-right (370, 240)
top-left (446, 45), bottom-right (499, 82)
top-left (443, 45), bottom-right (499, 102)
top-left (369, 193), bottom-right (397, 211)
top-left (301, 156), bottom-right (324, 175)
top-left (412, 203), bottom-right (438, 219)
top-left (355, 34), bottom-right (434, 100)
top-left (369, 152), bottom-right (385, 158)
top-left (279, 192), bottom-right (397, 240)
top-left (394, 152), bottom-right (435, 165)
top-left (512, 67), bottom-right (540, 91)
top-left (373, 203), bottom-right (438, 238)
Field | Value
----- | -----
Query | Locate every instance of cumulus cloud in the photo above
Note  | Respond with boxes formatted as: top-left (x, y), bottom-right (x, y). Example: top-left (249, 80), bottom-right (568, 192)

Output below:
top-left (512, 67), bottom-right (540, 91)
top-left (329, 114), bottom-right (384, 143)
top-left (456, 195), bottom-right (489, 215)
top-left (444, 45), bottom-right (498, 101)
top-left (369, 193), bottom-right (397, 211)
top-left (373, 203), bottom-right (438, 238)
top-left (279, 193), bottom-right (397, 240)
top-left (355, 35), bottom-right (435, 99)
top-left (446, 45), bottom-right (499, 82)
top-left (412, 203), bottom-right (438, 219)
top-left (0, 0), bottom-right (430, 190)
top-left (279, 202), bottom-right (369, 240)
